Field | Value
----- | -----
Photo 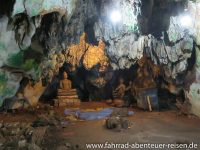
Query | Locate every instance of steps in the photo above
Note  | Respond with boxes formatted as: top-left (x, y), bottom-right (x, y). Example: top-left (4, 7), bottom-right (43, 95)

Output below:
top-left (55, 89), bottom-right (81, 107)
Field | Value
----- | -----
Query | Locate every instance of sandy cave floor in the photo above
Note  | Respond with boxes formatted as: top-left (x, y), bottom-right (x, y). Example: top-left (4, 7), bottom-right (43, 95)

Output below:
top-left (0, 102), bottom-right (200, 150)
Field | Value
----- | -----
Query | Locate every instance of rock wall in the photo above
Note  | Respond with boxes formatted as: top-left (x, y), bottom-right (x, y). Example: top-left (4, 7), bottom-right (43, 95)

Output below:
top-left (186, 1), bottom-right (200, 117)
top-left (0, 0), bottom-right (78, 106)
top-left (94, 0), bottom-right (142, 69)
top-left (0, 0), bottom-right (200, 116)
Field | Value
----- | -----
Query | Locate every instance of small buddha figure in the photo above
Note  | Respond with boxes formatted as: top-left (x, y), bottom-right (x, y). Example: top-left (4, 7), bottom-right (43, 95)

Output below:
top-left (135, 68), bottom-right (144, 88)
top-left (126, 81), bottom-right (133, 91)
top-left (143, 67), bottom-right (156, 88)
top-left (115, 78), bottom-right (126, 99)
top-left (111, 78), bottom-right (126, 107)
top-left (125, 80), bottom-right (136, 95)
top-left (60, 72), bottom-right (72, 90)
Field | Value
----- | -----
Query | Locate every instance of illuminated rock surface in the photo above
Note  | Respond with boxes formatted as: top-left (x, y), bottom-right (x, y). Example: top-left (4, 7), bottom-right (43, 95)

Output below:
top-left (83, 39), bottom-right (109, 72)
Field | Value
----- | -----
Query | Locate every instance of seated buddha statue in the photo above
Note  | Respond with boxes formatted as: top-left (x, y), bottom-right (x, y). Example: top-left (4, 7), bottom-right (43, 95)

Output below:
top-left (60, 72), bottom-right (72, 90)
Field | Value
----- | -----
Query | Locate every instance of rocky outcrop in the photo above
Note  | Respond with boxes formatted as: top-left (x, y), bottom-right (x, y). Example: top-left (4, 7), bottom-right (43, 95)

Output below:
top-left (0, 69), bottom-right (22, 106)
top-left (83, 39), bottom-right (109, 72)
top-left (145, 34), bottom-right (193, 84)
top-left (65, 33), bottom-right (89, 72)
top-left (12, 0), bottom-right (77, 18)
top-left (0, 0), bottom-right (78, 106)
top-left (65, 33), bottom-right (110, 89)
top-left (94, 0), bottom-right (142, 69)
top-left (184, 1), bottom-right (200, 117)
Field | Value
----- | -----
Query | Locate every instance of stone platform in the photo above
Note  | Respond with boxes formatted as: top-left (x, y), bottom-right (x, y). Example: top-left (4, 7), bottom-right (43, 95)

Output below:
top-left (55, 89), bottom-right (81, 107)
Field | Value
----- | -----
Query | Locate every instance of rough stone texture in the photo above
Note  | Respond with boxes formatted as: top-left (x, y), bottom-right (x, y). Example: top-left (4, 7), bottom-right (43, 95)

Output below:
top-left (0, 16), bottom-right (19, 67)
top-left (23, 80), bottom-right (46, 106)
top-left (145, 33), bottom-right (193, 84)
top-left (65, 33), bottom-right (89, 72)
top-left (12, 0), bottom-right (77, 18)
top-left (94, 0), bottom-right (142, 69)
top-left (188, 0), bottom-right (200, 45)
top-left (0, 13), bottom-right (40, 69)
top-left (167, 17), bottom-right (186, 43)
top-left (184, 1), bottom-right (200, 117)
top-left (0, 111), bottom-right (70, 149)
top-left (65, 33), bottom-right (110, 89)
top-left (0, 0), bottom-right (78, 106)
top-left (186, 46), bottom-right (200, 117)
top-left (0, 69), bottom-right (22, 106)
top-left (93, 0), bottom-right (193, 85)
top-left (83, 40), bottom-right (109, 72)
top-left (108, 34), bottom-right (145, 69)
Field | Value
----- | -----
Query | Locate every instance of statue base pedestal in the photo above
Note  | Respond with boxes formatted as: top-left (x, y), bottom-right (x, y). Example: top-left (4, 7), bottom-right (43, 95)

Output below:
top-left (55, 89), bottom-right (81, 107)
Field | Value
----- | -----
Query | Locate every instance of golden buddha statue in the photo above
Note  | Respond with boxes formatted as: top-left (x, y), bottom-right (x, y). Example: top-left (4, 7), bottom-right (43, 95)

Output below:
top-left (59, 72), bottom-right (72, 90)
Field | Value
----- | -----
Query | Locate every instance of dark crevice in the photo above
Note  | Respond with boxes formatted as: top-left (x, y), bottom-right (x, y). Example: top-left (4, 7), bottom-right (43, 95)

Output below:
top-left (139, 0), bottom-right (187, 38)
top-left (0, 0), bottom-right (15, 17)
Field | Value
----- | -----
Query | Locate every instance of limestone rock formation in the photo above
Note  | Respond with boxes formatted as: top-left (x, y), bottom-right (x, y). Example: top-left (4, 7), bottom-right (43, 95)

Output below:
top-left (177, 1), bottom-right (200, 117)
top-left (12, 0), bottom-right (77, 18)
top-left (0, 70), bottom-right (22, 106)
top-left (134, 56), bottom-right (157, 89)
top-left (94, 0), bottom-right (142, 69)
top-left (65, 33), bottom-right (111, 89)
top-left (83, 39), bottom-right (109, 72)
top-left (23, 80), bottom-right (45, 106)
top-left (66, 33), bottom-right (89, 72)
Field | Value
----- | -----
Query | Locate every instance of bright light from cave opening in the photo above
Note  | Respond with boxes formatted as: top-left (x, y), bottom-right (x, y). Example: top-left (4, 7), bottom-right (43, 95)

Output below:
top-left (180, 15), bottom-right (193, 28)
top-left (110, 10), bottom-right (121, 23)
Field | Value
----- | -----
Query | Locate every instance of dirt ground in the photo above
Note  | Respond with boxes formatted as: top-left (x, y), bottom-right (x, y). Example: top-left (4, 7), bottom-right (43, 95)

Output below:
top-left (0, 102), bottom-right (200, 150)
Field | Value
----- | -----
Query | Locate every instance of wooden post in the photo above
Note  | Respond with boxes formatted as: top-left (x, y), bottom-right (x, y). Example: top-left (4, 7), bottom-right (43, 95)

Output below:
top-left (147, 96), bottom-right (152, 112)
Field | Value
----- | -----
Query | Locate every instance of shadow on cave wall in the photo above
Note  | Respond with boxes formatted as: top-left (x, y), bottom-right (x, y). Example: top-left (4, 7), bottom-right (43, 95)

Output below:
top-left (40, 62), bottom-right (139, 103)
top-left (0, 0), bottom-right (15, 17)
top-left (138, 0), bottom-right (187, 38)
